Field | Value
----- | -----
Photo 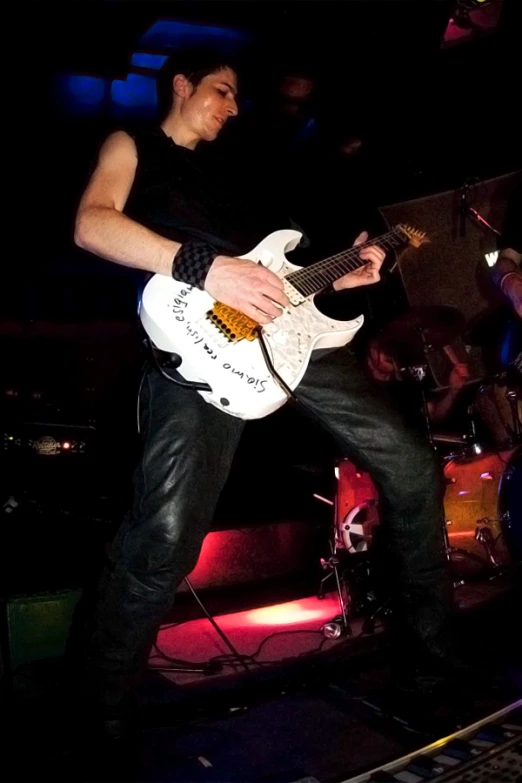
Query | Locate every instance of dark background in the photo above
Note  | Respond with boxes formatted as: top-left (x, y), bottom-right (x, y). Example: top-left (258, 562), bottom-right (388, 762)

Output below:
top-left (6, 0), bottom-right (519, 310)
top-left (10, 0), bottom-right (521, 279)
top-left (2, 1), bottom-right (520, 586)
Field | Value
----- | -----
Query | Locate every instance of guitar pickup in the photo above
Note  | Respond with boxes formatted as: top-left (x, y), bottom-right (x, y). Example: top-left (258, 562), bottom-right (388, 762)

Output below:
top-left (206, 303), bottom-right (260, 342)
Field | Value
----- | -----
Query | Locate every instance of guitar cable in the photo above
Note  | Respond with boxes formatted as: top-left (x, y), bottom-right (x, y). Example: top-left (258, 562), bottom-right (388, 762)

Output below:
top-left (147, 337), bottom-right (213, 393)
top-left (136, 332), bottom-right (298, 436)
top-left (136, 337), bottom-right (212, 433)
top-left (256, 328), bottom-right (299, 405)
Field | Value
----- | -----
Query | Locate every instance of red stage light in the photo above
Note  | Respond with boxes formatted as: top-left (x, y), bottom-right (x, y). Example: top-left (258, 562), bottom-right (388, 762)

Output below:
top-left (245, 602), bottom-right (328, 626)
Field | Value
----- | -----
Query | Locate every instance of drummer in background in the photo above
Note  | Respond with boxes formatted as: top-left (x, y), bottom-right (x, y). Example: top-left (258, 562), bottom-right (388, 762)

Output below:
top-left (491, 180), bottom-right (522, 318)
top-left (365, 336), bottom-right (470, 430)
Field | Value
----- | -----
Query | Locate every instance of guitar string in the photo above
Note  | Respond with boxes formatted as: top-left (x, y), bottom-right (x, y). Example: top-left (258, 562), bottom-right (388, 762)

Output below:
top-left (286, 229), bottom-right (405, 284)
top-left (285, 230), bottom-right (410, 294)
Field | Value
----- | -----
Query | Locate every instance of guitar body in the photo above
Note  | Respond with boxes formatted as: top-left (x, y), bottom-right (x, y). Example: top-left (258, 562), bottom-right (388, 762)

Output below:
top-left (140, 229), bottom-right (364, 419)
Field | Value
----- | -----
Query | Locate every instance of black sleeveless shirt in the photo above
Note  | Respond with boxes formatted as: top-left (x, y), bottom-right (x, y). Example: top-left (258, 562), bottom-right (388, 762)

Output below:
top-left (124, 127), bottom-right (291, 258)
top-left (121, 126), bottom-right (402, 339)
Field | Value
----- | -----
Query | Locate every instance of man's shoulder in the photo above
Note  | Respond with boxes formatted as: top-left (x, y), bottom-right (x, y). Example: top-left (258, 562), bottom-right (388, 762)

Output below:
top-left (117, 124), bottom-right (163, 148)
top-left (112, 125), bottom-right (174, 169)
top-left (93, 129), bottom-right (138, 169)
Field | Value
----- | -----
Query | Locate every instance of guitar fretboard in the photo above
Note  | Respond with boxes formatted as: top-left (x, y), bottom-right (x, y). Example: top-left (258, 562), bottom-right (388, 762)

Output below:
top-left (285, 228), bottom-right (410, 298)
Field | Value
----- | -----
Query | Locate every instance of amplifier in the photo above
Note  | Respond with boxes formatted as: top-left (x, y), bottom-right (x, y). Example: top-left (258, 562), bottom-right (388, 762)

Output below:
top-left (3, 589), bottom-right (82, 673)
top-left (3, 420), bottom-right (95, 457)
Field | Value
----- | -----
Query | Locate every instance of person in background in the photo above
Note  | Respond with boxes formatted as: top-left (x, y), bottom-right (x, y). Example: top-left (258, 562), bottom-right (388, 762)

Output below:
top-left (366, 335), bottom-right (470, 431)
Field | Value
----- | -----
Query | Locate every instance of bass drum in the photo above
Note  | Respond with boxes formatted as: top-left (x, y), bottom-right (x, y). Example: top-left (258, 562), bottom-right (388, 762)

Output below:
top-left (335, 459), bottom-right (380, 553)
top-left (443, 446), bottom-right (521, 567)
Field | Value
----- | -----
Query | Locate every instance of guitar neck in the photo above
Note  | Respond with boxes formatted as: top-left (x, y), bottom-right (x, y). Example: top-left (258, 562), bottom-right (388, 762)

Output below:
top-left (284, 228), bottom-right (410, 298)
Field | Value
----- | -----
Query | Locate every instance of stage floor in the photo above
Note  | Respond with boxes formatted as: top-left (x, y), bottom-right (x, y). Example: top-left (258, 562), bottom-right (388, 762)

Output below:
top-left (4, 572), bottom-right (521, 783)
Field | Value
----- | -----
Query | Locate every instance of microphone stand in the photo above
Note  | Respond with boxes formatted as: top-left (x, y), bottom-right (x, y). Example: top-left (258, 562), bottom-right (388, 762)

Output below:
top-left (465, 205), bottom-right (502, 237)
top-left (458, 184), bottom-right (501, 238)
top-left (409, 324), bottom-right (435, 447)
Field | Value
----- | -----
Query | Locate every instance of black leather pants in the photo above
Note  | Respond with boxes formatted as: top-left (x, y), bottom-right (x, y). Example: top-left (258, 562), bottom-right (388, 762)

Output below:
top-left (85, 346), bottom-right (453, 700)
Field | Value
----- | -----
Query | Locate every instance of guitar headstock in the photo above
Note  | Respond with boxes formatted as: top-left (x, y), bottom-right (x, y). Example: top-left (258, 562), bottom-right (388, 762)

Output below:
top-left (396, 224), bottom-right (429, 249)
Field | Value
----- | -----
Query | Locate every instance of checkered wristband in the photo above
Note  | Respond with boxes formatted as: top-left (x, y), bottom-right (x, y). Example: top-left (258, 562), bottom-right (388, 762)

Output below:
top-left (172, 240), bottom-right (218, 289)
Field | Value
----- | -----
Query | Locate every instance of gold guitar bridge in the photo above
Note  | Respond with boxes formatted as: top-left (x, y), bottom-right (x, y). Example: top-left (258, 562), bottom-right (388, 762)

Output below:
top-left (206, 302), bottom-right (260, 342)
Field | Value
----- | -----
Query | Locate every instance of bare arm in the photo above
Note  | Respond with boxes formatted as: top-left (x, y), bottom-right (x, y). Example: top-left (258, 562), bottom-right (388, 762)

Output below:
top-left (74, 130), bottom-right (289, 323)
top-left (491, 247), bottom-right (522, 318)
top-left (74, 130), bottom-right (180, 275)
top-left (427, 353), bottom-right (469, 423)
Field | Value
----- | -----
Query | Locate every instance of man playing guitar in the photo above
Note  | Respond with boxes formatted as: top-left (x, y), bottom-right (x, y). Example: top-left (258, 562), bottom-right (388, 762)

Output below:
top-left (74, 48), bottom-right (455, 738)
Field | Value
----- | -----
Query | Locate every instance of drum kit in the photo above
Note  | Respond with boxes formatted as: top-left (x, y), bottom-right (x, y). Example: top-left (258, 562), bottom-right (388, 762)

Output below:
top-left (319, 304), bottom-right (521, 638)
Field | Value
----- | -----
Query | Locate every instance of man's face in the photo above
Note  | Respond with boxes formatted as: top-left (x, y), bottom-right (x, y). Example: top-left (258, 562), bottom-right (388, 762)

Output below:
top-left (181, 67), bottom-right (239, 141)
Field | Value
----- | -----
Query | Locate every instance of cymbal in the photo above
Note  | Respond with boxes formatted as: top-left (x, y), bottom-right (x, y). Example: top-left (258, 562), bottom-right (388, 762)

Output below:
top-left (382, 306), bottom-right (466, 359)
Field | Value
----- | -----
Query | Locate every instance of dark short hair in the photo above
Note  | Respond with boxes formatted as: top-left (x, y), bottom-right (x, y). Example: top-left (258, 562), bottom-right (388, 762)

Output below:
top-left (157, 47), bottom-right (239, 118)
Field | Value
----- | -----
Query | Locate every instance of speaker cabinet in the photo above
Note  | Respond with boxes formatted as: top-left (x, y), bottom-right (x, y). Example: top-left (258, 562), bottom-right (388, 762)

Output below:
top-left (380, 171), bottom-right (521, 381)
top-left (3, 589), bottom-right (81, 673)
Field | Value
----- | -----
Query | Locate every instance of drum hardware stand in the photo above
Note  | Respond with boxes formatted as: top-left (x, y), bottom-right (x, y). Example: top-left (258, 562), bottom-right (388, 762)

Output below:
top-left (441, 520), bottom-right (494, 587)
top-left (499, 356), bottom-right (521, 446)
top-left (442, 521), bottom-right (466, 588)
top-left (474, 521), bottom-right (504, 573)
top-left (464, 403), bottom-right (484, 455)
top-left (314, 492), bottom-right (351, 636)
top-left (316, 454), bottom-right (399, 638)
top-left (317, 504), bottom-right (390, 639)
top-left (318, 543), bottom-right (352, 639)
top-left (407, 324), bottom-right (436, 447)
top-left (505, 387), bottom-right (521, 441)
top-left (444, 517), bottom-right (506, 586)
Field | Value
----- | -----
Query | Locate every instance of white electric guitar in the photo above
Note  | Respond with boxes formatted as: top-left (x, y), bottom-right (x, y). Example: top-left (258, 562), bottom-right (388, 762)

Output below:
top-left (140, 224), bottom-right (427, 419)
